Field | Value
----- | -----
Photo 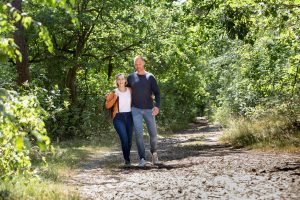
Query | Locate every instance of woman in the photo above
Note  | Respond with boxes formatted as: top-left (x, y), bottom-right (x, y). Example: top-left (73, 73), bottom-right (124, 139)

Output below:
top-left (105, 73), bottom-right (133, 166)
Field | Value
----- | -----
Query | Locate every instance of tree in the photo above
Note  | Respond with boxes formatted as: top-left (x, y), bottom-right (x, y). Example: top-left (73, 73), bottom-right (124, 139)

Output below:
top-left (12, 0), bottom-right (29, 85)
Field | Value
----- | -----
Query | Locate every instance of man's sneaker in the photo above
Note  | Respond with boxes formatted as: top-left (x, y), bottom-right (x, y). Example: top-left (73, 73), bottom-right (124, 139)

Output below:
top-left (138, 158), bottom-right (145, 167)
top-left (152, 152), bottom-right (160, 165)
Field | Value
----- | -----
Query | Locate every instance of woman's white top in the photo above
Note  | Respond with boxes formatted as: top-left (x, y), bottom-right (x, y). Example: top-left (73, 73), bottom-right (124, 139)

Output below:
top-left (115, 87), bottom-right (131, 112)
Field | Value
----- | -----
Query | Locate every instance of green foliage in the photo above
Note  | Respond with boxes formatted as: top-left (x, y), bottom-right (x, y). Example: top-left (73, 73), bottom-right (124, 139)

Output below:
top-left (158, 69), bottom-right (208, 131)
top-left (0, 88), bottom-right (51, 179)
top-left (2, 0), bottom-right (299, 197)
top-left (1, 0), bottom-right (299, 147)
top-left (37, 71), bottom-right (115, 140)
top-left (211, 104), bottom-right (232, 127)
top-left (0, 63), bottom-right (15, 87)
top-left (23, 0), bottom-right (191, 137)
top-left (221, 4), bottom-right (253, 40)
top-left (0, 0), bottom-right (74, 62)
top-left (0, 3), bottom-right (20, 62)
top-left (202, 0), bottom-right (300, 117)
top-left (0, 175), bottom-right (79, 200)
top-left (220, 97), bottom-right (300, 149)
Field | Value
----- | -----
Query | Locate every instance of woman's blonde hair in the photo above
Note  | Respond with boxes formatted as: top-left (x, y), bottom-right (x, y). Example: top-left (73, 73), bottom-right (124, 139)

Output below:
top-left (115, 73), bottom-right (127, 87)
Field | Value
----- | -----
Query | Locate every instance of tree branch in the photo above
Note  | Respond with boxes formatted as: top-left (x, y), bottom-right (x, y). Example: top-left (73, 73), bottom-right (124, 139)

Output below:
top-left (277, 3), bottom-right (300, 9)
top-left (85, 8), bottom-right (102, 42)
top-left (100, 40), bottom-right (143, 61)
top-left (29, 55), bottom-right (69, 63)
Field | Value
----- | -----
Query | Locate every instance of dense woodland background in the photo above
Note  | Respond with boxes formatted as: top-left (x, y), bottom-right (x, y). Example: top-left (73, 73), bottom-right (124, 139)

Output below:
top-left (0, 0), bottom-right (299, 189)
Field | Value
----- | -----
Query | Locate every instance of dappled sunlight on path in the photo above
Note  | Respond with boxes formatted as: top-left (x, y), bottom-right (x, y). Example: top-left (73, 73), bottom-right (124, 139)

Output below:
top-left (66, 124), bottom-right (300, 200)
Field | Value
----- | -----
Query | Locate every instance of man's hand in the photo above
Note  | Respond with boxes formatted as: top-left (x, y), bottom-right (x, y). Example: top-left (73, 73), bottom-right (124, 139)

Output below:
top-left (105, 92), bottom-right (110, 100)
top-left (152, 106), bottom-right (160, 116)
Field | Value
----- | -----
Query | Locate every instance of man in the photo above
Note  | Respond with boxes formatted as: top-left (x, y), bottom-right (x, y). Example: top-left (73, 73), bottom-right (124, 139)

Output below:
top-left (127, 55), bottom-right (161, 167)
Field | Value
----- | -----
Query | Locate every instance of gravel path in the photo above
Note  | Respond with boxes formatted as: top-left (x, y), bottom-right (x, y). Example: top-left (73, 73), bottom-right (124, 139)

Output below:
top-left (66, 125), bottom-right (300, 200)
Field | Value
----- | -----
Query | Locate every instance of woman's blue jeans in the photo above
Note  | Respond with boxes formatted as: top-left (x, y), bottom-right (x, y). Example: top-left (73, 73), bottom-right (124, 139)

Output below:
top-left (132, 107), bottom-right (158, 160)
top-left (113, 112), bottom-right (133, 162)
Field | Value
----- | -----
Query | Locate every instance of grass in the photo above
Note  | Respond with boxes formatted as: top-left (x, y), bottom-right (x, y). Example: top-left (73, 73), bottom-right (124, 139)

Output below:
top-left (41, 135), bottom-right (120, 179)
top-left (1, 134), bottom-right (120, 200)
top-left (220, 115), bottom-right (300, 152)
top-left (0, 176), bottom-right (79, 200)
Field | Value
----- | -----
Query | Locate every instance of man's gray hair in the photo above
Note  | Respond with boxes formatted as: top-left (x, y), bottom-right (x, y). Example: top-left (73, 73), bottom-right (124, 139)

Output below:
top-left (134, 55), bottom-right (145, 64)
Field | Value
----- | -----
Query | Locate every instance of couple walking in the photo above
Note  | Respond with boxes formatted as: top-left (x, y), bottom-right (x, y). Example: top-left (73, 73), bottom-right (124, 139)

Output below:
top-left (105, 55), bottom-right (161, 167)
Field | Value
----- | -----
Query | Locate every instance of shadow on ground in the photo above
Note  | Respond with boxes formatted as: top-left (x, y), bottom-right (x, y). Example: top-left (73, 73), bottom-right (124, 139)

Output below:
top-left (77, 125), bottom-right (244, 171)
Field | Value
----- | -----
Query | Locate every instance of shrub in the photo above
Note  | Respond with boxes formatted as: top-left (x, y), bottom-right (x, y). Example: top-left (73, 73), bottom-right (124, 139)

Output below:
top-left (211, 104), bottom-right (233, 127)
top-left (220, 104), bottom-right (300, 149)
top-left (0, 88), bottom-right (51, 179)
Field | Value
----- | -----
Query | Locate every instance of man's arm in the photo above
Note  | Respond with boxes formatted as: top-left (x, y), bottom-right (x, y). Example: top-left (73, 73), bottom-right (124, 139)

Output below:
top-left (151, 75), bottom-right (160, 116)
top-left (151, 76), bottom-right (160, 108)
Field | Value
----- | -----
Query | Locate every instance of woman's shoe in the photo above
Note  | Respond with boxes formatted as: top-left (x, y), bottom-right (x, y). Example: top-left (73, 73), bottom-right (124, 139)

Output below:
top-left (124, 160), bottom-right (131, 167)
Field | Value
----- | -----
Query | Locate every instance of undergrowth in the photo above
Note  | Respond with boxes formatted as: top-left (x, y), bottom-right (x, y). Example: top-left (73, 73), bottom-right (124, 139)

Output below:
top-left (220, 109), bottom-right (300, 152)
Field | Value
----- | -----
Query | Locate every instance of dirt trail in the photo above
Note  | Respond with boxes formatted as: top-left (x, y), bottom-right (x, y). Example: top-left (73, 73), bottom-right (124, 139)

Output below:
top-left (66, 125), bottom-right (300, 200)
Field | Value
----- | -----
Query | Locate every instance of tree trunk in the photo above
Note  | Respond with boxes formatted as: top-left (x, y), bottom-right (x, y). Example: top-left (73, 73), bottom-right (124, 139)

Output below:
top-left (108, 59), bottom-right (113, 80)
top-left (12, 0), bottom-right (29, 86)
top-left (66, 65), bottom-right (78, 105)
top-left (65, 36), bottom-right (86, 105)
top-left (292, 65), bottom-right (299, 96)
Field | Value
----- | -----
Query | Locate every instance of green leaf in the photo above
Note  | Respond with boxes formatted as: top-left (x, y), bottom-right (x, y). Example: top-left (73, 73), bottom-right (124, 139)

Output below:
top-left (15, 136), bottom-right (24, 151)
top-left (70, 0), bottom-right (75, 6)
top-left (22, 16), bottom-right (32, 29)
top-left (46, 0), bottom-right (56, 7)
top-left (37, 141), bottom-right (46, 151)
top-left (13, 12), bottom-right (21, 22)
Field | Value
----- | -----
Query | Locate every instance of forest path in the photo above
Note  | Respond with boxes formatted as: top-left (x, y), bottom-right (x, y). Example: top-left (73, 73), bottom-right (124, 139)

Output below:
top-left (66, 124), bottom-right (300, 200)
